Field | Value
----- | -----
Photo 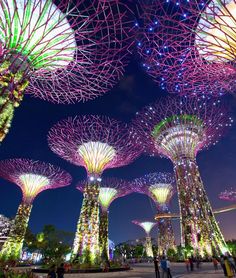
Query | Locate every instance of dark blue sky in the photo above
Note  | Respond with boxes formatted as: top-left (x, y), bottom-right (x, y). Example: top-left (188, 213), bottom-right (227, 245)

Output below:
top-left (0, 59), bottom-right (236, 245)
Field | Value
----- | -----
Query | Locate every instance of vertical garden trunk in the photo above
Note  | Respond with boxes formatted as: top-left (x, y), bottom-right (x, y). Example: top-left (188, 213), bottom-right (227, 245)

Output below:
top-left (0, 201), bottom-right (32, 260)
top-left (174, 157), bottom-right (227, 256)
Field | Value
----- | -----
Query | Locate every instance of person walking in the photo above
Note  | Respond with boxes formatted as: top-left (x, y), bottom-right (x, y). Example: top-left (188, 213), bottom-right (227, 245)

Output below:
top-left (160, 256), bottom-right (168, 278)
top-left (229, 255), bottom-right (236, 273)
top-left (224, 256), bottom-right (235, 278)
top-left (47, 265), bottom-right (56, 278)
top-left (56, 263), bottom-right (65, 278)
top-left (212, 257), bottom-right (219, 271)
top-left (220, 255), bottom-right (228, 276)
top-left (166, 258), bottom-right (172, 278)
top-left (153, 256), bottom-right (160, 278)
top-left (189, 257), bottom-right (194, 271)
top-left (185, 258), bottom-right (190, 272)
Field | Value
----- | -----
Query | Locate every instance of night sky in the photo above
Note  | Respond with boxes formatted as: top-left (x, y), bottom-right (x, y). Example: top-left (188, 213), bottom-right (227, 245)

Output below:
top-left (0, 58), bottom-right (236, 245)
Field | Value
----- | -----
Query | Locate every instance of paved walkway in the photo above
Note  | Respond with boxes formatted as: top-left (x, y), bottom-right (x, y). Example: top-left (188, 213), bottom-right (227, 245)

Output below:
top-left (34, 263), bottom-right (227, 278)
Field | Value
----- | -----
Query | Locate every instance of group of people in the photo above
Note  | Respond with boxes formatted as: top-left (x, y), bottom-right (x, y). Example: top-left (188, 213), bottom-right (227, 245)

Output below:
top-left (48, 263), bottom-right (65, 278)
top-left (154, 256), bottom-right (172, 278)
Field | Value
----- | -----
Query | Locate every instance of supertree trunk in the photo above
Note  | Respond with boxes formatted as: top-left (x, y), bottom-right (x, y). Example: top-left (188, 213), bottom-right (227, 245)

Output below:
top-left (0, 61), bottom-right (28, 142)
top-left (145, 236), bottom-right (153, 257)
top-left (99, 210), bottom-right (109, 261)
top-left (157, 219), bottom-right (176, 256)
top-left (0, 202), bottom-right (32, 260)
top-left (174, 157), bottom-right (227, 256)
top-left (72, 181), bottom-right (100, 263)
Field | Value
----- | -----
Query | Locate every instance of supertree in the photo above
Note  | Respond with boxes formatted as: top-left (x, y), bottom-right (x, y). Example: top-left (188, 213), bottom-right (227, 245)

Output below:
top-left (77, 177), bottom-right (131, 261)
top-left (48, 115), bottom-right (142, 262)
top-left (135, 0), bottom-right (236, 96)
top-left (0, 158), bottom-right (71, 260)
top-left (0, 0), bottom-right (134, 142)
top-left (133, 96), bottom-right (233, 256)
top-left (219, 188), bottom-right (236, 202)
top-left (133, 172), bottom-right (176, 255)
top-left (132, 220), bottom-right (156, 257)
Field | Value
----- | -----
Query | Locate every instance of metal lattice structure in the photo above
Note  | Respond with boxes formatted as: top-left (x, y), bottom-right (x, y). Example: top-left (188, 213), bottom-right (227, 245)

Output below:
top-left (133, 172), bottom-right (176, 255)
top-left (219, 188), bottom-right (236, 202)
top-left (136, 0), bottom-right (236, 97)
top-left (77, 177), bottom-right (131, 261)
top-left (0, 158), bottom-right (71, 260)
top-left (48, 115), bottom-right (142, 262)
top-left (0, 0), bottom-right (134, 142)
top-left (133, 96), bottom-right (232, 256)
top-left (132, 220), bottom-right (156, 257)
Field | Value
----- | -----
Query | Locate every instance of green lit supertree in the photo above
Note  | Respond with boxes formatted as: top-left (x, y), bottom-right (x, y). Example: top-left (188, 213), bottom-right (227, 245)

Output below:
top-left (48, 115), bottom-right (141, 263)
top-left (133, 172), bottom-right (176, 256)
top-left (132, 220), bottom-right (156, 257)
top-left (0, 158), bottom-right (71, 260)
top-left (0, 0), bottom-right (134, 142)
top-left (133, 97), bottom-right (233, 256)
top-left (77, 177), bottom-right (130, 261)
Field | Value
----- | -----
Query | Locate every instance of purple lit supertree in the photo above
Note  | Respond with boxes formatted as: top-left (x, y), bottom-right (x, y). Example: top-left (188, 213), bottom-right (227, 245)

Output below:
top-left (0, 158), bottom-right (71, 260)
top-left (0, 0), bottom-right (133, 142)
top-left (48, 115), bottom-right (141, 262)
top-left (133, 172), bottom-right (176, 256)
top-left (132, 220), bottom-right (156, 257)
top-left (135, 0), bottom-right (236, 97)
top-left (133, 96), bottom-right (233, 256)
top-left (219, 188), bottom-right (236, 202)
top-left (77, 177), bottom-right (131, 261)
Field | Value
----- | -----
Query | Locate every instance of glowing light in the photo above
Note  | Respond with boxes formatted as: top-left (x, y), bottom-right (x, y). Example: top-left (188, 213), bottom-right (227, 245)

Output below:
top-left (19, 174), bottom-right (49, 201)
top-left (196, 0), bottom-right (236, 62)
top-left (98, 187), bottom-right (118, 209)
top-left (133, 221), bottom-right (156, 235)
top-left (0, 0), bottom-right (76, 70)
top-left (149, 184), bottom-right (173, 205)
top-left (78, 141), bottom-right (116, 174)
top-left (219, 188), bottom-right (236, 201)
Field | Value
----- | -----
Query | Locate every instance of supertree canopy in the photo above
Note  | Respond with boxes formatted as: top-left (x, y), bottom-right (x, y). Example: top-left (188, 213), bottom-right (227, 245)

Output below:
top-left (77, 178), bottom-right (130, 262)
top-left (219, 188), bottom-right (236, 202)
top-left (135, 0), bottom-right (236, 96)
top-left (133, 96), bottom-right (232, 256)
top-left (0, 0), bottom-right (134, 142)
top-left (48, 115), bottom-right (142, 262)
top-left (0, 158), bottom-right (71, 260)
top-left (133, 172), bottom-right (176, 255)
top-left (132, 220), bottom-right (156, 257)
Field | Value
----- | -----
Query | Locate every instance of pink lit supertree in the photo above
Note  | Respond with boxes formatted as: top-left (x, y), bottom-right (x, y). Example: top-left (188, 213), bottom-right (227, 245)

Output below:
top-left (0, 0), bottom-right (134, 142)
top-left (133, 172), bottom-right (176, 256)
top-left (219, 188), bottom-right (236, 202)
top-left (133, 96), bottom-right (233, 256)
top-left (132, 220), bottom-right (156, 257)
top-left (48, 115), bottom-right (142, 262)
top-left (135, 0), bottom-right (236, 96)
top-left (0, 158), bottom-right (71, 260)
top-left (77, 177), bottom-right (131, 261)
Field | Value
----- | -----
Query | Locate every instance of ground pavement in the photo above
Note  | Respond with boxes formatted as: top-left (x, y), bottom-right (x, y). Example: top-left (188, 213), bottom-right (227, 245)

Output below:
top-left (34, 262), bottom-right (227, 278)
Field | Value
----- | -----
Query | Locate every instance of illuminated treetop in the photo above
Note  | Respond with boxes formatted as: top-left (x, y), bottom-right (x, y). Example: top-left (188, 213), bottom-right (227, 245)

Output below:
top-left (48, 115), bottom-right (142, 175)
top-left (133, 172), bottom-right (175, 209)
top-left (219, 188), bottom-right (236, 202)
top-left (135, 0), bottom-right (236, 96)
top-left (0, 158), bottom-right (72, 203)
top-left (0, 0), bottom-right (134, 103)
top-left (133, 96), bottom-right (232, 160)
top-left (77, 177), bottom-right (131, 211)
top-left (132, 220), bottom-right (156, 236)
